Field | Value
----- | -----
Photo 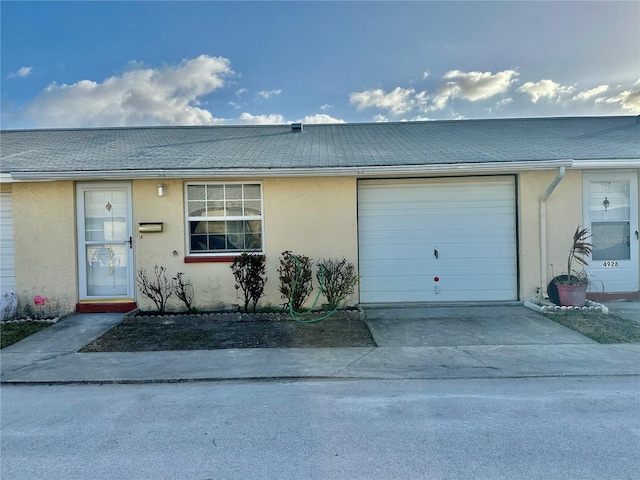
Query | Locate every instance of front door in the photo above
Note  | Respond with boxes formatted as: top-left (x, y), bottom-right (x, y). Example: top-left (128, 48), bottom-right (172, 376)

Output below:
top-left (583, 172), bottom-right (639, 293)
top-left (77, 183), bottom-right (134, 299)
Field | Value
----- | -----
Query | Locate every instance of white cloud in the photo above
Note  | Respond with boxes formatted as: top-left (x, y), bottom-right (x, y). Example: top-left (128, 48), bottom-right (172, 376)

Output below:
top-left (8, 66), bottom-right (33, 78)
top-left (235, 88), bottom-right (247, 96)
top-left (487, 97), bottom-right (514, 115)
top-left (595, 89), bottom-right (640, 113)
top-left (350, 70), bottom-right (517, 116)
top-left (423, 70), bottom-right (430, 79)
top-left (431, 70), bottom-right (518, 110)
top-left (296, 114), bottom-right (345, 124)
top-left (236, 112), bottom-right (343, 125)
top-left (372, 114), bottom-right (389, 123)
top-left (518, 79), bottom-right (575, 103)
top-left (572, 85), bottom-right (609, 101)
top-left (448, 112), bottom-right (466, 120)
top-left (236, 112), bottom-right (286, 124)
top-left (257, 89), bottom-right (282, 99)
top-left (349, 87), bottom-right (418, 115)
top-left (319, 103), bottom-right (332, 111)
top-left (24, 55), bottom-right (233, 127)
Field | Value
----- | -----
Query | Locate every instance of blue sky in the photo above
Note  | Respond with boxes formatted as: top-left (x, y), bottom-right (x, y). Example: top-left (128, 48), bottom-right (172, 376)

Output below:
top-left (1, 1), bottom-right (639, 129)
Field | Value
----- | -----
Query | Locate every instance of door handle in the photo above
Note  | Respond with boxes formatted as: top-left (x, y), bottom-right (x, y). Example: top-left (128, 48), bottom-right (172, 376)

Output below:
top-left (125, 236), bottom-right (133, 249)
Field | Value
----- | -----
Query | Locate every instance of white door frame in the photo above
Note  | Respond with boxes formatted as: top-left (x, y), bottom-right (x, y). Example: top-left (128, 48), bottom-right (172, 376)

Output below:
top-left (582, 171), bottom-right (639, 293)
top-left (77, 182), bottom-right (135, 300)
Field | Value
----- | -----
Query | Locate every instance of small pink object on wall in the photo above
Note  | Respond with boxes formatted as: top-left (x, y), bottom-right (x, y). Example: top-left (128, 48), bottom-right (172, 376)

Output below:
top-left (33, 295), bottom-right (49, 306)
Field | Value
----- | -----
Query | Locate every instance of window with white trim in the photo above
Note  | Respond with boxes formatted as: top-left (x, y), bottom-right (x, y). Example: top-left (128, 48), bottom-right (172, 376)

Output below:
top-left (186, 183), bottom-right (263, 254)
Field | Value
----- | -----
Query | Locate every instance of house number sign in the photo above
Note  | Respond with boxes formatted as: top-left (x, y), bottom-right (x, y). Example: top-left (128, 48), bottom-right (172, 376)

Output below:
top-left (602, 261), bottom-right (620, 268)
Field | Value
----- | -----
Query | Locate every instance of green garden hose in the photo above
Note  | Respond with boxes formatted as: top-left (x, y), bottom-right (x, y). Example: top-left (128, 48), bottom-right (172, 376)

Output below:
top-left (288, 254), bottom-right (340, 323)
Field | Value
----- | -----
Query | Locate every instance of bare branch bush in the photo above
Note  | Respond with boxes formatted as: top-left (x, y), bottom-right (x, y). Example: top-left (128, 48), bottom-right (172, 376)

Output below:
top-left (172, 272), bottom-right (195, 312)
top-left (136, 264), bottom-right (173, 312)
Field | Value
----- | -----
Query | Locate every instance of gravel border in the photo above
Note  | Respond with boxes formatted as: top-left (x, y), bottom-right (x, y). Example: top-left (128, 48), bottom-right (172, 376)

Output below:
top-left (524, 298), bottom-right (609, 315)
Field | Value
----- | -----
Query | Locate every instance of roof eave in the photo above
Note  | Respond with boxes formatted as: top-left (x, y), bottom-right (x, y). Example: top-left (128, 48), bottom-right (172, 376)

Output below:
top-left (569, 159), bottom-right (640, 169)
top-left (6, 159), bottom-right (576, 181)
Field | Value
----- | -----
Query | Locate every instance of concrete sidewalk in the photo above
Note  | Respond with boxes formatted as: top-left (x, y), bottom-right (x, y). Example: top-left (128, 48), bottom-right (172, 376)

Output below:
top-left (1, 305), bottom-right (639, 384)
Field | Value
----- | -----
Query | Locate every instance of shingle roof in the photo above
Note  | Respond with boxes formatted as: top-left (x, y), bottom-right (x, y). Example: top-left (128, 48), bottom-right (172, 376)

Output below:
top-left (1, 116), bottom-right (638, 178)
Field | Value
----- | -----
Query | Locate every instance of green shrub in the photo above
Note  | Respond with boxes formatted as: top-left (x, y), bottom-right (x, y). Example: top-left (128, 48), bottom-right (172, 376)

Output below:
top-left (278, 251), bottom-right (313, 311)
top-left (317, 258), bottom-right (359, 309)
top-left (231, 253), bottom-right (267, 313)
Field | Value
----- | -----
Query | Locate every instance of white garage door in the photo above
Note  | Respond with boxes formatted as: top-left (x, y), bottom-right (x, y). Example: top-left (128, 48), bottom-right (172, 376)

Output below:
top-left (0, 192), bottom-right (16, 291)
top-left (358, 177), bottom-right (517, 303)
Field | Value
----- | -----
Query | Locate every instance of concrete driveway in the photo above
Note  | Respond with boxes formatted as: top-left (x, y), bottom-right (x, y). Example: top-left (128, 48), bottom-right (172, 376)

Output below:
top-left (363, 304), bottom-right (596, 347)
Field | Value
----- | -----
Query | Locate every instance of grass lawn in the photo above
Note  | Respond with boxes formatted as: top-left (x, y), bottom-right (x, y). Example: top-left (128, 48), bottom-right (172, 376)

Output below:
top-left (1, 321), bottom-right (53, 349)
top-left (545, 311), bottom-right (640, 343)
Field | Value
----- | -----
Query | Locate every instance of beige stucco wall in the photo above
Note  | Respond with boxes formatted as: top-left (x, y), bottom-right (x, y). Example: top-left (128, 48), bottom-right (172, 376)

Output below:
top-left (519, 168), bottom-right (640, 298)
top-left (8, 169), bottom-right (637, 313)
top-left (544, 170), bottom-right (587, 286)
top-left (132, 177), bottom-right (358, 311)
top-left (12, 181), bottom-right (77, 309)
top-left (131, 178), bottom-right (186, 297)
top-left (263, 177), bottom-right (358, 306)
top-left (517, 169), bottom-right (584, 299)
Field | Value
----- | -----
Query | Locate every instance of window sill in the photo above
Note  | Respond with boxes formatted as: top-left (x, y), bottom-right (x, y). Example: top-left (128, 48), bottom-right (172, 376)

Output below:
top-left (184, 256), bottom-right (238, 263)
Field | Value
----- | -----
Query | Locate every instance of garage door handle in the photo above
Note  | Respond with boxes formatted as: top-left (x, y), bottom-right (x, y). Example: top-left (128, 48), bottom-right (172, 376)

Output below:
top-left (434, 249), bottom-right (439, 259)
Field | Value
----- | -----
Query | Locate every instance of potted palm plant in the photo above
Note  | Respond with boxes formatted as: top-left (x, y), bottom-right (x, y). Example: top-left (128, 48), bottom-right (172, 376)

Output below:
top-left (554, 226), bottom-right (593, 307)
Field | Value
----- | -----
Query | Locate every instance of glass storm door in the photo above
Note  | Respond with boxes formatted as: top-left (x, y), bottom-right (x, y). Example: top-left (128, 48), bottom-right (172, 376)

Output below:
top-left (583, 173), bottom-right (639, 293)
top-left (77, 183), bottom-right (134, 299)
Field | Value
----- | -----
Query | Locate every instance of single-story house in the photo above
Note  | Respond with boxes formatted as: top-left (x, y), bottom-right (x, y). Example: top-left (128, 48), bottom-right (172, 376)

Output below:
top-left (1, 116), bottom-right (638, 313)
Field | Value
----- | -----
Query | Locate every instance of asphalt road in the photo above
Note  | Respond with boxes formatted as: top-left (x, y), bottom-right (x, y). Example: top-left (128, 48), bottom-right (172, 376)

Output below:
top-left (2, 377), bottom-right (639, 479)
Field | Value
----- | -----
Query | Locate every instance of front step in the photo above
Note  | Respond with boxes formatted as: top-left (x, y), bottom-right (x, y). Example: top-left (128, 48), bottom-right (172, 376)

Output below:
top-left (76, 301), bottom-right (137, 313)
top-left (588, 292), bottom-right (640, 302)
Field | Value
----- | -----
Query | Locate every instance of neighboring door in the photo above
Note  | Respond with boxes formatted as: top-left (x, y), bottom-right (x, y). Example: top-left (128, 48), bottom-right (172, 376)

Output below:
top-left (358, 177), bottom-right (518, 303)
top-left (583, 172), bottom-right (639, 293)
top-left (77, 183), bottom-right (134, 299)
top-left (0, 192), bottom-right (15, 291)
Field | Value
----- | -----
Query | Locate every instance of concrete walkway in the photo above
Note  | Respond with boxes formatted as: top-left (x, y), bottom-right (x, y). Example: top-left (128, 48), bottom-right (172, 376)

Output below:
top-left (1, 304), bottom-right (639, 384)
top-left (604, 300), bottom-right (640, 325)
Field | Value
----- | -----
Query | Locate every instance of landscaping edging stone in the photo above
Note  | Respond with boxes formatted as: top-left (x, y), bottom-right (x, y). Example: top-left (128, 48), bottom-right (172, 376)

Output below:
top-left (1, 317), bottom-right (61, 324)
top-left (124, 307), bottom-right (366, 323)
top-left (524, 298), bottom-right (609, 315)
top-left (2, 311), bottom-right (74, 325)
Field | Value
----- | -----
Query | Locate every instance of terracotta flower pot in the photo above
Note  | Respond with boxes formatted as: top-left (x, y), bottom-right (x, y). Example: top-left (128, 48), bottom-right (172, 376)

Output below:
top-left (556, 283), bottom-right (588, 307)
